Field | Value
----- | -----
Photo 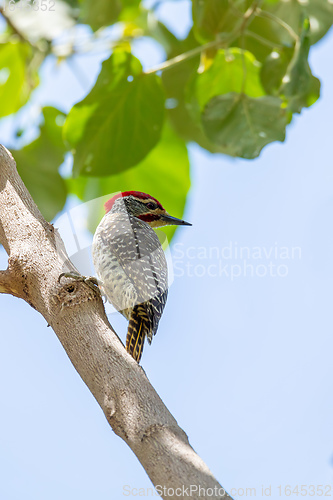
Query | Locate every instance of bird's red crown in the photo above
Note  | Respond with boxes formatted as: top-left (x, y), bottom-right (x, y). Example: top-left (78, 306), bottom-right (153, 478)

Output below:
top-left (104, 191), bottom-right (164, 213)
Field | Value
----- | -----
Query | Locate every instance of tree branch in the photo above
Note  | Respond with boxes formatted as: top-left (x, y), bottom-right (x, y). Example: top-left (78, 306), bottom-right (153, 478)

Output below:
top-left (145, 0), bottom-right (261, 75)
top-left (0, 6), bottom-right (43, 51)
top-left (0, 145), bottom-right (232, 500)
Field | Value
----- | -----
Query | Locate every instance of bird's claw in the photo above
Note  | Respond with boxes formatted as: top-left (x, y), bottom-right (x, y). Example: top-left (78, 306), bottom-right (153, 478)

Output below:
top-left (58, 271), bottom-right (107, 302)
top-left (58, 271), bottom-right (82, 283)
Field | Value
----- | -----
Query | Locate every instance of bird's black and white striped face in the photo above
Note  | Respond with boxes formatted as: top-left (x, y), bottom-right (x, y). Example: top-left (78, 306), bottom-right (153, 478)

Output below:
top-left (104, 191), bottom-right (192, 228)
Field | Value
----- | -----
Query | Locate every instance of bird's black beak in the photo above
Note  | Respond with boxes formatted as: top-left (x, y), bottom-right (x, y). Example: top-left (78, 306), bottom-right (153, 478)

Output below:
top-left (160, 214), bottom-right (192, 226)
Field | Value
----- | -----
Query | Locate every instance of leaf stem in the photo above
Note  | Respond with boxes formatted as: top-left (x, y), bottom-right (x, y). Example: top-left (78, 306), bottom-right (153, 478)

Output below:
top-left (256, 9), bottom-right (298, 41)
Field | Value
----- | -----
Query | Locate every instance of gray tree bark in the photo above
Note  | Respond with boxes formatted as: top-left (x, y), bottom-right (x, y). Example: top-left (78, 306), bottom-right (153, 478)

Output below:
top-left (0, 145), bottom-right (232, 500)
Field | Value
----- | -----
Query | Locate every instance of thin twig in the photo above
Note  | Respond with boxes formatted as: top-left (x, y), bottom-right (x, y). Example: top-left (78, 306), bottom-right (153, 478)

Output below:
top-left (145, 0), bottom-right (262, 74)
top-left (145, 37), bottom-right (230, 74)
top-left (245, 29), bottom-right (286, 49)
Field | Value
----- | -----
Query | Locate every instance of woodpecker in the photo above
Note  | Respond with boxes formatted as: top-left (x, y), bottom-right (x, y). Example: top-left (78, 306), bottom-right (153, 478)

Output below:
top-left (92, 191), bottom-right (191, 363)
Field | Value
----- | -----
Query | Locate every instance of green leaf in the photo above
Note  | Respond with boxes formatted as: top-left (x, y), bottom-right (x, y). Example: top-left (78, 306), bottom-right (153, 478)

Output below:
top-left (202, 93), bottom-right (287, 159)
top-left (62, 0), bottom-right (80, 6)
top-left (192, 0), bottom-right (243, 42)
top-left (80, 0), bottom-right (140, 30)
top-left (191, 48), bottom-right (265, 113)
top-left (233, 15), bottom-right (292, 64)
top-left (80, 0), bottom-right (122, 30)
top-left (122, 8), bottom-right (181, 56)
top-left (122, 0), bottom-right (140, 6)
top-left (306, 0), bottom-right (333, 43)
top-left (262, 0), bottom-right (333, 45)
top-left (286, 75), bottom-right (320, 112)
top-left (280, 18), bottom-right (320, 112)
top-left (0, 42), bottom-right (38, 118)
top-left (13, 107), bottom-right (67, 221)
top-left (67, 123), bottom-right (190, 242)
top-left (234, 0), bottom-right (332, 62)
top-left (260, 48), bottom-right (294, 95)
top-left (161, 30), bottom-right (228, 154)
top-left (63, 51), bottom-right (165, 177)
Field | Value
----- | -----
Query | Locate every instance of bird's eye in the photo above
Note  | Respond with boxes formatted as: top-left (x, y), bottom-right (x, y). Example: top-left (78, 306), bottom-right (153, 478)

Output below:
top-left (146, 202), bottom-right (156, 210)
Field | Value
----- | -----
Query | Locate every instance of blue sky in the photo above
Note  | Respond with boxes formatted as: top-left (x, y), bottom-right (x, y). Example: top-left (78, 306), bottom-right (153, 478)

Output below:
top-left (0, 2), bottom-right (333, 499)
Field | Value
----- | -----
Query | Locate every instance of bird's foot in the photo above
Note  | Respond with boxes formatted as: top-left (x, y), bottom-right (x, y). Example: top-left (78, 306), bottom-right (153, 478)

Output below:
top-left (58, 271), bottom-right (107, 302)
